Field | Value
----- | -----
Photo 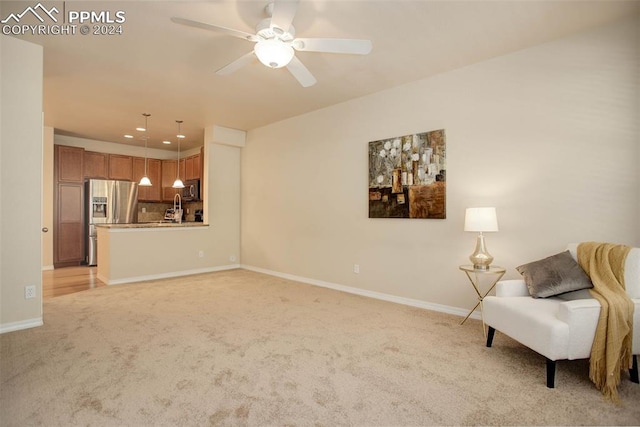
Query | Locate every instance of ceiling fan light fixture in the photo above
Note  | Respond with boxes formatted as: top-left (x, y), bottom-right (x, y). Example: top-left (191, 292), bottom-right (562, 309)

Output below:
top-left (254, 38), bottom-right (294, 68)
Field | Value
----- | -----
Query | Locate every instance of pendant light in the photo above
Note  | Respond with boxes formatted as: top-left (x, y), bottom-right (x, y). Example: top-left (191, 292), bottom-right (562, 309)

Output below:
top-left (172, 120), bottom-right (185, 189)
top-left (139, 113), bottom-right (152, 186)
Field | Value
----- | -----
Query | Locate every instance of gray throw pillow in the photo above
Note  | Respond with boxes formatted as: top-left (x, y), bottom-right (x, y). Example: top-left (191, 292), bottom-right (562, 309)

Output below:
top-left (516, 250), bottom-right (593, 298)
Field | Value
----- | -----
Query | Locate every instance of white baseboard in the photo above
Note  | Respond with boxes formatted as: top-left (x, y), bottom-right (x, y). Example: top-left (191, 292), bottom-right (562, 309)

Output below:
top-left (42, 265), bottom-right (54, 271)
top-left (0, 318), bottom-right (43, 334)
top-left (241, 264), bottom-right (480, 321)
top-left (103, 264), bottom-right (241, 285)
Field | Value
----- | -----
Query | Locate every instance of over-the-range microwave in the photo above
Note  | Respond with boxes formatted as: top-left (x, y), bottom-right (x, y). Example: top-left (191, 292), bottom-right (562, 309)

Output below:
top-left (181, 179), bottom-right (200, 201)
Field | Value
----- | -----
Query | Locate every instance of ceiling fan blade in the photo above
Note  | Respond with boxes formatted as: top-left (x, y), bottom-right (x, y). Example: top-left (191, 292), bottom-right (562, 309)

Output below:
top-left (171, 17), bottom-right (258, 42)
top-left (270, 0), bottom-right (299, 34)
top-left (286, 56), bottom-right (317, 87)
top-left (292, 38), bottom-right (373, 55)
top-left (215, 51), bottom-right (255, 75)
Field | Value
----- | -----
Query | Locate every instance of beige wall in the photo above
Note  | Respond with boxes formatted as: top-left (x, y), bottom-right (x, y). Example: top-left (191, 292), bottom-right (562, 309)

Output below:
top-left (0, 36), bottom-right (44, 332)
top-left (42, 126), bottom-right (54, 269)
top-left (241, 18), bottom-right (640, 312)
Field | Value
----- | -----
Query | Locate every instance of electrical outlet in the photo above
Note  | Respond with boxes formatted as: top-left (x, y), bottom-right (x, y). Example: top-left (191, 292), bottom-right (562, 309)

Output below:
top-left (198, 250), bottom-right (204, 258)
top-left (25, 285), bottom-right (36, 299)
top-left (230, 255), bottom-right (236, 262)
top-left (353, 264), bottom-right (360, 274)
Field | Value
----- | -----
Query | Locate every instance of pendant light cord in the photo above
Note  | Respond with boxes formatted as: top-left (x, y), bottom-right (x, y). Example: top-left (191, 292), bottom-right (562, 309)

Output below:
top-left (176, 120), bottom-right (183, 177)
top-left (143, 113), bottom-right (150, 176)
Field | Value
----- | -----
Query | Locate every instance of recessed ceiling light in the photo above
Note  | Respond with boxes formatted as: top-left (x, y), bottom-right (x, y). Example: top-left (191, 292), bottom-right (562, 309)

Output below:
top-left (124, 134), bottom-right (134, 139)
top-left (163, 140), bottom-right (171, 144)
top-left (136, 127), bottom-right (146, 131)
top-left (177, 134), bottom-right (185, 139)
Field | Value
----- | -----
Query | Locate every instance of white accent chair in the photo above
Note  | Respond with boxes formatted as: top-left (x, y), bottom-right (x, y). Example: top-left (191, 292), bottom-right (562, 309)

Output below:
top-left (483, 244), bottom-right (640, 388)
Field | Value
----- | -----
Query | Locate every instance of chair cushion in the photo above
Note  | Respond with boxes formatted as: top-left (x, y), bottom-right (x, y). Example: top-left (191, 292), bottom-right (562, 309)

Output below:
top-left (483, 296), bottom-right (570, 360)
top-left (516, 250), bottom-right (593, 298)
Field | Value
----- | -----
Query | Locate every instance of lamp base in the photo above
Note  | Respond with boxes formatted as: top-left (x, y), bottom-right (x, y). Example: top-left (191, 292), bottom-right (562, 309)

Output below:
top-left (469, 233), bottom-right (493, 270)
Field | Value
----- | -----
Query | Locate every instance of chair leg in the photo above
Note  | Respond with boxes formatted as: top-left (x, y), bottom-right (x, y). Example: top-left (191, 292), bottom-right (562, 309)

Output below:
top-left (631, 355), bottom-right (639, 384)
top-left (486, 327), bottom-right (495, 348)
top-left (546, 359), bottom-right (556, 388)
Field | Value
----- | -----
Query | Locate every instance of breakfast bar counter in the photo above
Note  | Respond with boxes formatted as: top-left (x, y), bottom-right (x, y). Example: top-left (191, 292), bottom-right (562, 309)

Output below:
top-left (96, 222), bottom-right (209, 230)
top-left (96, 222), bottom-right (216, 285)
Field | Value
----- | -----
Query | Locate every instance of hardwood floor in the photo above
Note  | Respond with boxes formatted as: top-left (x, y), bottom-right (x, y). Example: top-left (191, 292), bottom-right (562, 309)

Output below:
top-left (42, 266), bottom-right (106, 299)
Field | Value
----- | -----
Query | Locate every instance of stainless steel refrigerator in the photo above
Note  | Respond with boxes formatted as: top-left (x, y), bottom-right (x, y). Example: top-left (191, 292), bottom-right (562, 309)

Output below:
top-left (85, 179), bottom-right (138, 266)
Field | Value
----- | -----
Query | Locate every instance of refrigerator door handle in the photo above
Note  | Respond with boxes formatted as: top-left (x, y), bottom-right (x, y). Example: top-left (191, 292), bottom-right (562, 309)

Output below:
top-left (113, 183), bottom-right (119, 223)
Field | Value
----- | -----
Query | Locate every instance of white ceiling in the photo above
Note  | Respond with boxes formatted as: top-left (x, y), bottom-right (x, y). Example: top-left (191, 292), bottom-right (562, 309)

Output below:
top-left (2, 0), bottom-right (638, 151)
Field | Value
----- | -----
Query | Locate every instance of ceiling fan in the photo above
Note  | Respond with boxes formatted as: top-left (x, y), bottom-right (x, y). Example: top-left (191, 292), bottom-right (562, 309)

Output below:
top-left (171, 0), bottom-right (372, 87)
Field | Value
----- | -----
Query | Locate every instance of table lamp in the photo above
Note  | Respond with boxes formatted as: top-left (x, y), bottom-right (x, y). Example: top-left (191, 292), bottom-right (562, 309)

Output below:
top-left (464, 207), bottom-right (499, 270)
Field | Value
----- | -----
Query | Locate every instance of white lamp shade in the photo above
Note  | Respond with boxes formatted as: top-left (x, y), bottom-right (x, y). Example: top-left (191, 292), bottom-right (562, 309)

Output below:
top-left (464, 207), bottom-right (499, 232)
top-left (254, 39), bottom-right (294, 68)
top-left (139, 176), bottom-right (152, 186)
top-left (172, 178), bottom-right (185, 189)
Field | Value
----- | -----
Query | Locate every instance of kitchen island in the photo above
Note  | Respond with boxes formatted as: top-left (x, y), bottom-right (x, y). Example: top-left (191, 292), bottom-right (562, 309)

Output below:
top-left (95, 222), bottom-right (235, 285)
top-left (92, 136), bottom-right (242, 286)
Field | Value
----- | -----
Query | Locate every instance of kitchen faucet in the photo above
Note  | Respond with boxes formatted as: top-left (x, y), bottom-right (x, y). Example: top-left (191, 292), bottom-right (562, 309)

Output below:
top-left (173, 193), bottom-right (182, 224)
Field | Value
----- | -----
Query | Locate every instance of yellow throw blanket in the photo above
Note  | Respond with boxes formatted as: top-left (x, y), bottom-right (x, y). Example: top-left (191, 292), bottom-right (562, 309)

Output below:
top-left (577, 242), bottom-right (633, 402)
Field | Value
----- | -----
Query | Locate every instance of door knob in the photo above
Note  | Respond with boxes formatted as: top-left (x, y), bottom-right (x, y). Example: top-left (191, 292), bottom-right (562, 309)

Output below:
top-left (42, 227), bottom-right (49, 232)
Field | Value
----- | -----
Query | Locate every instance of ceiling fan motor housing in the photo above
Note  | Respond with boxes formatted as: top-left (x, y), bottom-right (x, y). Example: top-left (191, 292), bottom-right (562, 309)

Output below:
top-left (256, 18), bottom-right (295, 41)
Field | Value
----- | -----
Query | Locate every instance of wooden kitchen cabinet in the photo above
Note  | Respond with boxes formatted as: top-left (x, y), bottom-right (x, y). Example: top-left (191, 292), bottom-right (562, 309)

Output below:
top-left (133, 157), bottom-right (162, 202)
top-left (54, 145), bottom-right (85, 267)
top-left (179, 158), bottom-right (186, 181)
top-left (56, 145), bottom-right (84, 182)
top-left (55, 182), bottom-right (84, 266)
top-left (161, 159), bottom-right (180, 202)
top-left (185, 153), bottom-right (201, 180)
top-left (108, 154), bottom-right (133, 181)
top-left (84, 151), bottom-right (108, 179)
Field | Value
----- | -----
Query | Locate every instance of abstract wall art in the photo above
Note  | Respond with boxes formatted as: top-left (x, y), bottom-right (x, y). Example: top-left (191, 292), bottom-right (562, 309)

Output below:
top-left (368, 129), bottom-right (446, 219)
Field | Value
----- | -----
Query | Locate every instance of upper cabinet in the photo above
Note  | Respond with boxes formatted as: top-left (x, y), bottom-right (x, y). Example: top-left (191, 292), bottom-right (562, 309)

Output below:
top-left (54, 144), bottom-right (203, 202)
top-left (179, 158), bottom-right (186, 181)
top-left (108, 154), bottom-right (133, 181)
top-left (84, 151), bottom-right (108, 179)
top-left (56, 145), bottom-right (84, 183)
top-left (161, 159), bottom-right (179, 202)
top-left (185, 153), bottom-right (201, 180)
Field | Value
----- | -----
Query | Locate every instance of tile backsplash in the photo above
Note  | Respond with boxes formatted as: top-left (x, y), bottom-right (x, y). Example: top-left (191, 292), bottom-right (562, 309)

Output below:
top-left (138, 201), bottom-right (203, 222)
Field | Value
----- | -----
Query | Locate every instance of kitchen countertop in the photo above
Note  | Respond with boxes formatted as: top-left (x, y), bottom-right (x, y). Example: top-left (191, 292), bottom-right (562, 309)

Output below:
top-left (96, 222), bottom-right (208, 229)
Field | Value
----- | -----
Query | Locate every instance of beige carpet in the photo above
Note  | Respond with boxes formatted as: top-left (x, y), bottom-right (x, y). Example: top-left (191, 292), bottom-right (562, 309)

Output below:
top-left (1, 269), bottom-right (639, 426)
